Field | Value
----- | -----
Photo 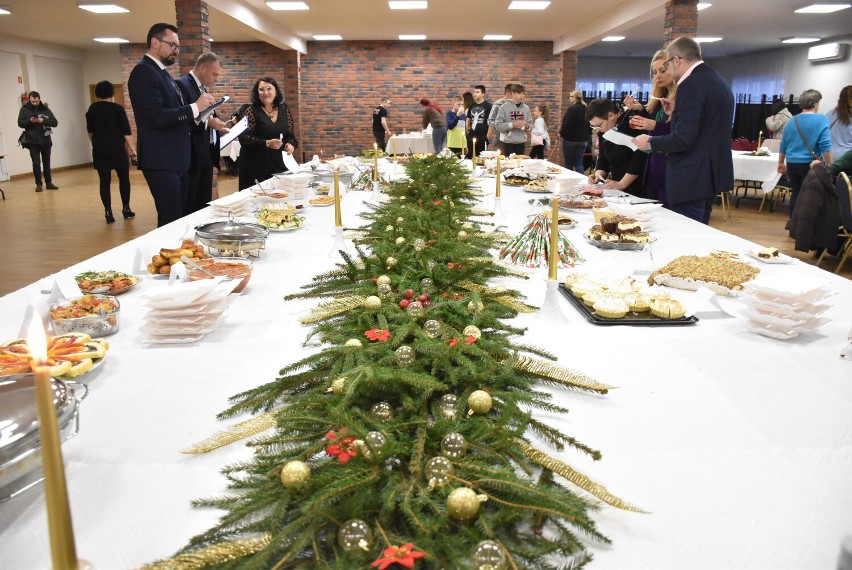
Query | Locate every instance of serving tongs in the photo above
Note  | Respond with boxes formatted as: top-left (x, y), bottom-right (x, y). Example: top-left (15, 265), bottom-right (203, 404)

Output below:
top-left (181, 255), bottom-right (216, 278)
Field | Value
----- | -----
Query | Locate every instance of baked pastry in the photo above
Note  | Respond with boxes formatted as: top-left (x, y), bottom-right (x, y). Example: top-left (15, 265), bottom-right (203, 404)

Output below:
top-left (594, 297), bottom-right (629, 318)
top-left (649, 299), bottom-right (686, 319)
top-left (757, 247), bottom-right (779, 259)
top-left (588, 224), bottom-right (604, 240)
top-left (649, 255), bottom-right (760, 293)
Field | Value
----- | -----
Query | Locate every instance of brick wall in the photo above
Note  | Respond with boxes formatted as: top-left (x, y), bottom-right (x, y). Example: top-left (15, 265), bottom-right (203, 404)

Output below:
top-left (663, 0), bottom-right (698, 46)
top-left (121, 40), bottom-right (565, 162)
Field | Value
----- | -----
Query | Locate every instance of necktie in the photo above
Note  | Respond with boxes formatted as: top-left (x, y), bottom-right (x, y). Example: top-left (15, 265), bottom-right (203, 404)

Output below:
top-left (163, 68), bottom-right (184, 105)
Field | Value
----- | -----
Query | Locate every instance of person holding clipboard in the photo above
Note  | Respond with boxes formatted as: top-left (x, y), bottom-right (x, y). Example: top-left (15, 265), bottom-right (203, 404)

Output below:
top-left (237, 77), bottom-right (299, 191)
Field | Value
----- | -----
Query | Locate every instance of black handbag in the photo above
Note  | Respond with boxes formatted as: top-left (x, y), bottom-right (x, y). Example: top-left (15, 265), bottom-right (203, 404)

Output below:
top-left (17, 130), bottom-right (30, 149)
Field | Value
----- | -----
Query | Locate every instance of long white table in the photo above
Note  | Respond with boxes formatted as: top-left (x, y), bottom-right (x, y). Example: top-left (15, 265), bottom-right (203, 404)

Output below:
top-left (1, 160), bottom-right (851, 569)
top-left (732, 150), bottom-right (782, 192)
top-left (388, 133), bottom-right (435, 155)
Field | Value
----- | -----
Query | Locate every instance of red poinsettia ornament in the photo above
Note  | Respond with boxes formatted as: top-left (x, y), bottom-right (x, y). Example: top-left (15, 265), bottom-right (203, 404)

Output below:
top-left (325, 428), bottom-right (359, 463)
top-left (370, 543), bottom-right (426, 569)
top-left (365, 328), bottom-right (391, 342)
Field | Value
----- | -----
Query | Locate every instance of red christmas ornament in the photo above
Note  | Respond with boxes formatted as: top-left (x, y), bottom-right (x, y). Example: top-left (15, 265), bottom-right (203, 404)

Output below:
top-left (370, 543), bottom-right (426, 569)
top-left (399, 299), bottom-right (411, 309)
top-left (403, 289), bottom-right (414, 300)
top-left (447, 339), bottom-right (458, 347)
top-left (465, 335), bottom-right (477, 345)
top-left (365, 329), bottom-right (391, 342)
top-left (325, 429), bottom-right (358, 463)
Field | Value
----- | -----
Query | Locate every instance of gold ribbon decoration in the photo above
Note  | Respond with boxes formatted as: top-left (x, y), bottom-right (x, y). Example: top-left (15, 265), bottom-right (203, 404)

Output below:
top-left (512, 356), bottom-right (615, 394)
top-left (180, 412), bottom-right (277, 455)
top-left (139, 535), bottom-right (271, 570)
top-left (299, 295), bottom-right (368, 324)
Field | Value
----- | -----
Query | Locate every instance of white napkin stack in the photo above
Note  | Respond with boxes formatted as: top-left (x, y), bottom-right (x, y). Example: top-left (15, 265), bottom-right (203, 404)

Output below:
top-left (740, 275), bottom-right (834, 340)
top-left (140, 278), bottom-right (239, 343)
top-left (209, 191), bottom-right (254, 218)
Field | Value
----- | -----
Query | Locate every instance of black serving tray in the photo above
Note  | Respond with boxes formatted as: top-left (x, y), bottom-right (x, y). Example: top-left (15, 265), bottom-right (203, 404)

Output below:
top-left (558, 283), bottom-right (698, 326)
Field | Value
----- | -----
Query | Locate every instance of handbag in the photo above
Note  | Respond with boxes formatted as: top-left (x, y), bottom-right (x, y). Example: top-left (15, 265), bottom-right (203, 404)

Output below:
top-left (531, 133), bottom-right (545, 146)
top-left (17, 130), bottom-right (31, 149)
top-left (792, 116), bottom-right (824, 163)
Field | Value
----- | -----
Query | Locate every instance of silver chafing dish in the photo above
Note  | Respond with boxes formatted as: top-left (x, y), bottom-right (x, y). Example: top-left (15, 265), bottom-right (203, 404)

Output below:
top-left (195, 213), bottom-right (270, 258)
top-left (0, 374), bottom-right (81, 502)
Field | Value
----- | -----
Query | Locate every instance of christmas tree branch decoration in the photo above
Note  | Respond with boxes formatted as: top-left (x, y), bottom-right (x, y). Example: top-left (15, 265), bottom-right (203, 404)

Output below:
top-left (512, 355), bottom-right (615, 394)
top-left (141, 535), bottom-right (271, 570)
top-left (516, 440), bottom-right (648, 513)
top-left (298, 295), bottom-right (368, 324)
top-left (165, 156), bottom-right (635, 568)
top-left (180, 412), bottom-right (279, 455)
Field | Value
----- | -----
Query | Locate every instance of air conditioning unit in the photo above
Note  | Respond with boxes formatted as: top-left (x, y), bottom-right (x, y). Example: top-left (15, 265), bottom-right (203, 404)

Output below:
top-left (807, 42), bottom-right (848, 62)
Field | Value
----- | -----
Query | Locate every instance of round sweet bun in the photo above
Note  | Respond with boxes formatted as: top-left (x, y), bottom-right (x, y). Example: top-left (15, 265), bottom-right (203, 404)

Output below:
top-left (649, 299), bottom-right (686, 319)
top-left (594, 297), bottom-right (629, 319)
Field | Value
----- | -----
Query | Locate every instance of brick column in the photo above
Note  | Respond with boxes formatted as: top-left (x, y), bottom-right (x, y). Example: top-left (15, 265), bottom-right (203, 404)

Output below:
top-left (663, 0), bottom-right (698, 47)
top-left (559, 50), bottom-right (578, 166)
top-left (175, 0), bottom-right (210, 74)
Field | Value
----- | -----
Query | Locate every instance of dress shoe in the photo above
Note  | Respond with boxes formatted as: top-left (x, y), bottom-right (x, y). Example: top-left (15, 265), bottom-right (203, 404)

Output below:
top-left (35, 185), bottom-right (43, 192)
top-left (105, 209), bottom-right (115, 224)
top-left (122, 206), bottom-right (136, 219)
top-left (45, 183), bottom-right (59, 190)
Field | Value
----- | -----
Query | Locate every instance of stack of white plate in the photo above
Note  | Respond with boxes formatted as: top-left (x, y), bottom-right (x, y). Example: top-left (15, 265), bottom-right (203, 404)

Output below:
top-left (740, 275), bottom-right (833, 340)
top-left (271, 172), bottom-right (315, 200)
top-left (209, 191), bottom-right (254, 218)
top-left (608, 202), bottom-right (663, 231)
top-left (140, 278), bottom-right (239, 343)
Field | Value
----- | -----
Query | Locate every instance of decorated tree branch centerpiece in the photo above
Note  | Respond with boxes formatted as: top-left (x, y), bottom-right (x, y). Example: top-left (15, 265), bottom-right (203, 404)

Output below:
top-left (150, 156), bottom-right (641, 570)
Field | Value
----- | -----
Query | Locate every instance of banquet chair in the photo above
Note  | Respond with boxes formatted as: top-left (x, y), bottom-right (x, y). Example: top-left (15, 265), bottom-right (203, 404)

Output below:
top-left (816, 172), bottom-right (852, 273)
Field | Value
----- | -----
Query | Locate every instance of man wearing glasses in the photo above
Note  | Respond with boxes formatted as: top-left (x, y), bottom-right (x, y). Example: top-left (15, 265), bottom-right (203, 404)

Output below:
top-left (633, 36), bottom-right (734, 224)
top-left (128, 23), bottom-right (216, 227)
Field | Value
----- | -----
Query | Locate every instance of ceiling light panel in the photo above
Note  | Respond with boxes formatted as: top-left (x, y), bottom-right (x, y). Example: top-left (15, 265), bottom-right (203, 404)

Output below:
top-left (78, 4), bottom-right (129, 13)
top-left (781, 36), bottom-right (821, 43)
top-left (266, 1), bottom-right (309, 10)
top-left (602, 36), bottom-right (625, 42)
top-left (389, 1), bottom-right (427, 8)
top-left (483, 35), bottom-right (512, 41)
top-left (94, 37), bottom-right (129, 43)
top-left (0, 6), bottom-right (10, 14)
top-left (696, 3), bottom-right (712, 10)
top-left (399, 34), bottom-right (426, 40)
top-left (313, 34), bottom-right (342, 40)
top-left (794, 3), bottom-right (850, 13)
top-left (508, 1), bottom-right (551, 9)
top-left (695, 37), bottom-right (722, 42)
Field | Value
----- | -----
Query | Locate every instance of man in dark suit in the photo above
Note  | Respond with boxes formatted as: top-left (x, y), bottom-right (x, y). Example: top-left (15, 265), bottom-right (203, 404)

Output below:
top-left (177, 52), bottom-right (228, 215)
top-left (634, 36), bottom-right (734, 224)
top-left (128, 23), bottom-right (215, 227)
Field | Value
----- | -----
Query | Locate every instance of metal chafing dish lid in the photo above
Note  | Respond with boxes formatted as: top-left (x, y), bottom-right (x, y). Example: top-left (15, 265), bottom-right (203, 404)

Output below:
top-left (0, 374), bottom-right (77, 465)
top-left (195, 213), bottom-right (269, 241)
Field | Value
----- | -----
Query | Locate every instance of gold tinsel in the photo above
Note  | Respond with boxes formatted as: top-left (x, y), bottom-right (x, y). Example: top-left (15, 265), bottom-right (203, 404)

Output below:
top-left (512, 356), bottom-right (615, 394)
top-left (298, 295), bottom-right (368, 324)
top-left (458, 281), bottom-right (537, 313)
top-left (139, 535), bottom-right (271, 570)
top-left (515, 440), bottom-right (648, 513)
top-left (179, 412), bottom-right (277, 454)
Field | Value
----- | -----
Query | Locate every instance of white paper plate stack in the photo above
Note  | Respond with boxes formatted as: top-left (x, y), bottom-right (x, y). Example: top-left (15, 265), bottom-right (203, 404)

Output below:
top-left (271, 172), bottom-right (316, 200)
top-left (208, 190), bottom-right (254, 218)
top-left (140, 278), bottom-right (240, 343)
top-left (608, 202), bottom-right (663, 231)
top-left (740, 275), bottom-right (833, 340)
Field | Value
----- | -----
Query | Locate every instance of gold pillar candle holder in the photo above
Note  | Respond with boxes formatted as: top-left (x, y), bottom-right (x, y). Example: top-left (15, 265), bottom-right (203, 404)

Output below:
top-left (333, 169), bottom-right (343, 227)
top-left (373, 143), bottom-right (379, 182)
top-left (495, 154), bottom-right (501, 198)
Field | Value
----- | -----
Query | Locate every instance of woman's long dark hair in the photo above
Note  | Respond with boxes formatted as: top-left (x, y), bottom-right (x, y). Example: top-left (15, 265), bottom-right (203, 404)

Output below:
top-left (250, 77), bottom-right (283, 107)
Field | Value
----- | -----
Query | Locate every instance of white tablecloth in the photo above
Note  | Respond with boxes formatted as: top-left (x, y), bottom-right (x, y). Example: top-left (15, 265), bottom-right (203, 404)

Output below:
top-left (1, 160), bottom-right (851, 569)
top-left (732, 150), bottom-right (782, 191)
top-left (388, 133), bottom-right (434, 155)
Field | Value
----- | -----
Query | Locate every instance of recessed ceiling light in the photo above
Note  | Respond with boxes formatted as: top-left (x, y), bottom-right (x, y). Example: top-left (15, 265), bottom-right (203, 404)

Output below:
top-left (399, 34), bottom-right (426, 40)
top-left (782, 36), bottom-right (821, 43)
top-left (695, 36), bottom-right (722, 43)
top-left (794, 3), bottom-right (850, 13)
top-left (266, 1), bottom-right (309, 10)
top-left (508, 1), bottom-right (551, 9)
top-left (94, 37), bottom-right (129, 43)
top-left (696, 3), bottom-right (712, 10)
top-left (389, 1), bottom-right (427, 8)
top-left (0, 6), bottom-right (10, 14)
top-left (78, 4), bottom-right (129, 13)
top-left (208, 38), bottom-right (215, 42)
top-left (601, 36), bottom-right (625, 42)
top-left (313, 34), bottom-right (342, 40)
top-left (483, 35), bottom-right (512, 41)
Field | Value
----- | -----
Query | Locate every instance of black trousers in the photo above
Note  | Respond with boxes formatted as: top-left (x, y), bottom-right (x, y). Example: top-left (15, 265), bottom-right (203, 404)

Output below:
top-left (96, 161), bottom-right (131, 211)
top-left (502, 142), bottom-right (526, 156)
top-left (465, 134), bottom-right (487, 159)
top-left (28, 145), bottom-right (52, 185)
top-left (373, 130), bottom-right (387, 152)
top-left (142, 169), bottom-right (189, 227)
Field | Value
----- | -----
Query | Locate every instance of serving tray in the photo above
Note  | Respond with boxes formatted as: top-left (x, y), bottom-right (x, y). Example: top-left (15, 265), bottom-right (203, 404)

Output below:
top-left (558, 284), bottom-right (698, 326)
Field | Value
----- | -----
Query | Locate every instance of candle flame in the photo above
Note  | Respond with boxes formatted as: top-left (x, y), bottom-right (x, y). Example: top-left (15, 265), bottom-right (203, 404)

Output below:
top-left (26, 316), bottom-right (48, 364)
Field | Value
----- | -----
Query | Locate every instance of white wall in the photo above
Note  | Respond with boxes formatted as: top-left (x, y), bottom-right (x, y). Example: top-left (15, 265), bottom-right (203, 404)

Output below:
top-left (0, 35), bottom-right (94, 177)
top-left (83, 46), bottom-right (123, 88)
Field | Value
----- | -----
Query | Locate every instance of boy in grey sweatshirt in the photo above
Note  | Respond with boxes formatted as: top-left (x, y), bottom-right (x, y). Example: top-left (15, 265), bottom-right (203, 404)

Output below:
top-left (494, 84), bottom-right (531, 156)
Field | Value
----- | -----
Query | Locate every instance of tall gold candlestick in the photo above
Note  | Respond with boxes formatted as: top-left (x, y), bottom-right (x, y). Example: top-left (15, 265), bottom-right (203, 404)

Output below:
top-left (333, 169), bottom-right (342, 227)
top-left (757, 130), bottom-right (763, 149)
top-left (373, 143), bottom-right (379, 182)
top-left (472, 138), bottom-right (477, 163)
top-left (28, 321), bottom-right (78, 569)
top-left (495, 154), bottom-right (501, 198)
top-left (392, 137), bottom-right (397, 157)
top-left (548, 193), bottom-right (559, 280)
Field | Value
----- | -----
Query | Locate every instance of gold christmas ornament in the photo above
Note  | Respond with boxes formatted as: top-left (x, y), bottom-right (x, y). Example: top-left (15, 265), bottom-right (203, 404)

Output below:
top-left (395, 236), bottom-right (406, 245)
top-left (440, 432), bottom-right (467, 458)
top-left (467, 301), bottom-right (484, 314)
top-left (386, 256), bottom-right (398, 268)
top-left (394, 345), bottom-right (415, 366)
top-left (423, 319), bottom-right (443, 339)
top-left (279, 460), bottom-right (311, 489)
top-left (462, 325), bottom-right (482, 340)
top-left (377, 283), bottom-right (393, 298)
top-left (344, 339), bottom-right (363, 348)
top-left (329, 376), bottom-right (347, 394)
top-left (471, 540), bottom-right (507, 570)
top-left (446, 487), bottom-right (486, 521)
top-left (438, 393), bottom-right (457, 418)
top-left (467, 390), bottom-right (493, 416)
top-left (420, 277), bottom-right (434, 289)
top-left (457, 230), bottom-right (468, 240)
top-left (377, 275), bottom-right (392, 285)
top-left (371, 401), bottom-right (394, 421)
top-left (425, 456), bottom-right (453, 490)
top-left (413, 238), bottom-right (426, 252)
top-left (406, 300), bottom-right (425, 318)
top-left (337, 519), bottom-right (373, 551)
top-left (396, 217), bottom-right (404, 223)
top-left (364, 296), bottom-right (382, 311)
top-left (386, 225), bottom-right (395, 232)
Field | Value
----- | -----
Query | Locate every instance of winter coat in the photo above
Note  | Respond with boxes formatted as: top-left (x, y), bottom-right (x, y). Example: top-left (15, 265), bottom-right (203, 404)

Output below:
top-left (787, 162), bottom-right (841, 251)
top-left (18, 102), bottom-right (58, 147)
top-left (765, 108), bottom-right (792, 139)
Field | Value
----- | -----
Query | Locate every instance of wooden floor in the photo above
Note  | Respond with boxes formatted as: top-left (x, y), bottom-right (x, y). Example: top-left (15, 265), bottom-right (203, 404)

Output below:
top-left (0, 166), bottom-right (849, 296)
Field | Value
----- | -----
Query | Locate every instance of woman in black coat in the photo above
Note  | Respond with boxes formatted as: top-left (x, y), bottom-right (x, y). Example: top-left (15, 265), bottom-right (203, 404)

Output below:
top-left (17, 91), bottom-right (59, 192)
top-left (86, 81), bottom-right (138, 223)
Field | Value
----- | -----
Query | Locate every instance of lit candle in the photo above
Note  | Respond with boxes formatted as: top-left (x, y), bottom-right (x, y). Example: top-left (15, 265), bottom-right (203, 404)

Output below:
top-left (373, 143), bottom-right (379, 182)
top-left (27, 319), bottom-right (78, 568)
top-left (757, 130), bottom-right (763, 149)
top-left (472, 138), bottom-right (477, 163)
top-left (495, 154), bottom-right (501, 198)
top-left (333, 168), bottom-right (342, 227)
top-left (548, 192), bottom-right (559, 280)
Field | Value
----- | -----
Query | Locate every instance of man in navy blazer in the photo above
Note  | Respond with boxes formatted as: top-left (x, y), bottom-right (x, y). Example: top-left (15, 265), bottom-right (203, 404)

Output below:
top-left (177, 52), bottom-right (228, 215)
top-left (634, 36), bottom-right (734, 224)
top-left (128, 23), bottom-right (215, 227)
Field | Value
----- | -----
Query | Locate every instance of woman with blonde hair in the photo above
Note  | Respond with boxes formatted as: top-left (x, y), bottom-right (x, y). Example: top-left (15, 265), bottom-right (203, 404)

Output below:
top-left (625, 50), bottom-right (677, 205)
top-left (559, 89), bottom-right (590, 172)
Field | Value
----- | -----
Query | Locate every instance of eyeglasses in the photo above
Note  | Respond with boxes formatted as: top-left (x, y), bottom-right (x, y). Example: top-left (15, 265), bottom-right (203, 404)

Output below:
top-left (589, 119), bottom-right (604, 129)
top-left (661, 56), bottom-right (677, 71)
top-left (157, 37), bottom-right (180, 50)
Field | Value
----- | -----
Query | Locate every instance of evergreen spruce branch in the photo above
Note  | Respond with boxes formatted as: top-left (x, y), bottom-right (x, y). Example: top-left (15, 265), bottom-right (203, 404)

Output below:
top-left (300, 471), bottom-right (380, 513)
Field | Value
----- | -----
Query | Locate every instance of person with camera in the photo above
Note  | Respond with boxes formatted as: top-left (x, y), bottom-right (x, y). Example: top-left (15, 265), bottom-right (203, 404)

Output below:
top-left (17, 90), bottom-right (59, 192)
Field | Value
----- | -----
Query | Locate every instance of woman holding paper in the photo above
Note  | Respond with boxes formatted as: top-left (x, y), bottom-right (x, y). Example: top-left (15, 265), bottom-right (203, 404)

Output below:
top-left (585, 98), bottom-right (647, 197)
top-left (238, 77), bottom-right (299, 191)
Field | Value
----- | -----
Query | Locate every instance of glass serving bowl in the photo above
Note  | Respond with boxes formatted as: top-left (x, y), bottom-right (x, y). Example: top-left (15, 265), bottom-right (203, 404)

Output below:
top-left (48, 294), bottom-right (120, 337)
